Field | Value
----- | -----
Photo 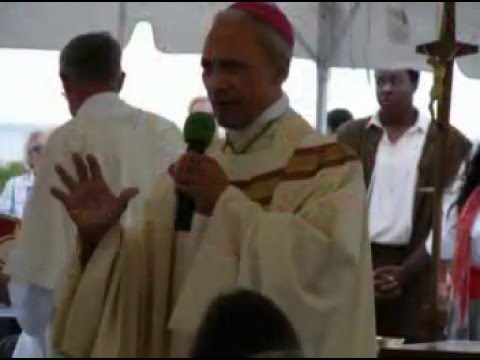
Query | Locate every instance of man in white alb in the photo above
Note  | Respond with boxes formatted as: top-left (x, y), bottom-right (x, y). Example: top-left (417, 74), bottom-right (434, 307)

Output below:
top-left (5, 32), bottom-right (184, 357)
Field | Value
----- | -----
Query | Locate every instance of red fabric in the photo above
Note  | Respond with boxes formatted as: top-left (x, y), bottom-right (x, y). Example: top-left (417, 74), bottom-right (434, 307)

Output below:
top-left (453, 186), bottom-right (480, 326)
top-left (168, 164), bottom-right (175, 177)
top-left (229, 2), bottom-right (294, 49)
top-left (470, 267), bottom-right (480, 299)
top-left (0, 215), bottom-right (19, 240)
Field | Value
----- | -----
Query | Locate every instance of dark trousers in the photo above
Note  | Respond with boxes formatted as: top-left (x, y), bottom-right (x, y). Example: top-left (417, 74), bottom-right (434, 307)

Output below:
top-left (372, 243), bottom-right (433, 343)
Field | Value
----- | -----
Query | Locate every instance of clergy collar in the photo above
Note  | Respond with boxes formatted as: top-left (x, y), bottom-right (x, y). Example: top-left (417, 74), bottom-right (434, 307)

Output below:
top-left (226, 93), bottom-right (289, 153)
top-left (75, 92), bottom-right (121, 119)
top-left (367, 110), bottom-right (430, 134)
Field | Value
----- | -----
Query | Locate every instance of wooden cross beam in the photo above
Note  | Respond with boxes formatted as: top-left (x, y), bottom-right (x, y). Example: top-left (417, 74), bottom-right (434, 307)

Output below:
top-left (416, 2), bottom-right (478, 341)
top-left (417, 2), bottom-right (477, 125)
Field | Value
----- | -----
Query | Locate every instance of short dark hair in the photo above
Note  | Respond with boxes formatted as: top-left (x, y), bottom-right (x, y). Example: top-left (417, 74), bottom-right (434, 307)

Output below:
top-left (327, 108), bottom-right (354, 133)
top-left (375, 68), bottom-right (421, 88)
top-left (407, 69), bottom-right (420, 87)
top-left (190, 290), bottom-right (301, 358)
top-left (60, 32), bottom-right (122, 84)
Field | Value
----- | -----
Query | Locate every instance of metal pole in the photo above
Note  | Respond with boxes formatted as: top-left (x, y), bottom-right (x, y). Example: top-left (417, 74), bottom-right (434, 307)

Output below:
top-left (316, 63), bottom-right (329, 133)
top-left (117, 2), bottom-right (127, 46)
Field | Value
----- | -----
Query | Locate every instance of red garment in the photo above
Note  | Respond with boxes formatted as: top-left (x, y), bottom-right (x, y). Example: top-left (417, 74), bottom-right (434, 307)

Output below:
top-left (453, 186), bottom-right (480, 326)
top-left (470, 267), bottom-right (480, 299)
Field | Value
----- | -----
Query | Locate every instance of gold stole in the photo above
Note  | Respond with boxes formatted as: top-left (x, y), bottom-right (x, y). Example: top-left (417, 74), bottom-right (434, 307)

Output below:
top-left (229, 143), bottom-right (358, 209)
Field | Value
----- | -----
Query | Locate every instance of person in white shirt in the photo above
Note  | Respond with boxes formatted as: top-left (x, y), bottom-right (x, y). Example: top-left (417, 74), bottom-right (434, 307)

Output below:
top-left (4, 32), bottom-right (184, 358)
top-left (0, 131), bottom-right (46, 357)
top-left (337, 67), bottom-right (471, 342)
top-left (0, 131), bottom-right (47, 219)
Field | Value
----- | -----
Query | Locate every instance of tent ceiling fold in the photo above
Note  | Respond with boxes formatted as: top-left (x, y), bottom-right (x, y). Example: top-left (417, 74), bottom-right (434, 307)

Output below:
top-left (1, 2), bottom-right (480, 78)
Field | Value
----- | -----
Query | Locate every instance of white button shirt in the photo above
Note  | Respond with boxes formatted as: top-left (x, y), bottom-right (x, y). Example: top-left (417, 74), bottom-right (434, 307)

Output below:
top-left (368, 112), bottom-right (430, 246)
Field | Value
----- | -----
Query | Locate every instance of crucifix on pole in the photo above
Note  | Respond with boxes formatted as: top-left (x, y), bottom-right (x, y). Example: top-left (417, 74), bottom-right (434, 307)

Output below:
top-left (416, 1), bottom-right (478, 340)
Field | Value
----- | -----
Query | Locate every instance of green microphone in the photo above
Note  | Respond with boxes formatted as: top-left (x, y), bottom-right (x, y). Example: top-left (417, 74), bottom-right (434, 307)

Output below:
top-left (175, 112), bottom-right (216, 231)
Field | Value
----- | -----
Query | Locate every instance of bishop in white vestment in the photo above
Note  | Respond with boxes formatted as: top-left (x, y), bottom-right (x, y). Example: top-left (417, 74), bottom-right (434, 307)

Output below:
top-left (51, 4), bottom-right (376, 358)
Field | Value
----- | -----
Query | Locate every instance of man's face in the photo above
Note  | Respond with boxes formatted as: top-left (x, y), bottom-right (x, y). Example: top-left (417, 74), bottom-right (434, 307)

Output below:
top-left (375, 69), bottom-right (416, 114)
top-left (27, 133), bottom-right (46, 173)
top-left (202, 12), bottom-right (284, 130)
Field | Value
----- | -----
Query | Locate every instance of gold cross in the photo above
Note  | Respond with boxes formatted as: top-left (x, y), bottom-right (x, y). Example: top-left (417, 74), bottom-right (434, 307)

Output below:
top-left (417, 2), bottom-right (478, 124)
top-left (415, 2), bottom-right (478, 341)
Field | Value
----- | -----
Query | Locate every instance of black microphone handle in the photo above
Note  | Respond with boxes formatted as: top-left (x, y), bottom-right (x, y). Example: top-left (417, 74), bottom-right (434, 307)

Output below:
top-left (174, 144), bottom-right (206, 232)
top-left (174, 191), bottom-right (196, 231)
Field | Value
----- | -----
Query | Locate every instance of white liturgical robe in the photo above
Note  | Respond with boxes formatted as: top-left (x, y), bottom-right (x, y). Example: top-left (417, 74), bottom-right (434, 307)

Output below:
top-left (52, 99), bottom-right (377, 358)
top-left (5, 92), bottom-right (184, 357)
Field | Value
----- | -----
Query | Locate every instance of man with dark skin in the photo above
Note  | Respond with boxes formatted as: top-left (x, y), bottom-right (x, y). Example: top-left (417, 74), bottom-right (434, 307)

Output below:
top-left (338, 68), bottom-right (471, 342)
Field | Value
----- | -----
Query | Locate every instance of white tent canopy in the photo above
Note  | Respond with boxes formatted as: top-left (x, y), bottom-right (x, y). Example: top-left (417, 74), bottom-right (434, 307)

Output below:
top-left (2, 2), bottom-right (480, 128)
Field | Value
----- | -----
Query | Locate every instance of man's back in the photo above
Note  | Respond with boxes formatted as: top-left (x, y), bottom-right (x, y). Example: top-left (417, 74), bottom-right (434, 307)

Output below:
top-left (8, 92), bottom-right (183, 289)
top-left (52, 93), bottom-right (183, 228)
top-left (5, 92), bottom-right (184, 357)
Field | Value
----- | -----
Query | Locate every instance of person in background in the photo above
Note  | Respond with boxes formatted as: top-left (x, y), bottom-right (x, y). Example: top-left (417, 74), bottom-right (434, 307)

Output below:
top-left (5, 32), bottom-right (183, 358)
top-left (0, 131), bottom-right (46, 357)
top-left (425, 143), bottom-right (480, 340)
top-left (337, 67), bottom-right (471, 343)
top-left (327, 108), bottom-right (353, 135)
top-left (190, 290), bottom-right (303, 358)
top-left (0, 131), bottom-right (48, 218)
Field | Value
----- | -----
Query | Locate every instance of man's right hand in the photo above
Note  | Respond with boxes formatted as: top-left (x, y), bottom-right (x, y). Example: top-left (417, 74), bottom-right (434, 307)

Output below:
top-left (50, 154), bottom-right (139, 251)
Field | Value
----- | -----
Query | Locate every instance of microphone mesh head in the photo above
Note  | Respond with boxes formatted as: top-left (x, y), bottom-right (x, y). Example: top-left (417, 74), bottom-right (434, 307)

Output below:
top-left (183, 112), bottom-right (216, 149)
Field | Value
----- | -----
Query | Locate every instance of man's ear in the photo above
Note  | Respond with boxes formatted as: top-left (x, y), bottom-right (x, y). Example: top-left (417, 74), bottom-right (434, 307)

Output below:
top-left (61, 77), bottom-right (73, 96)
top-left (118, 71), bottom-right (126, 91)
top-left (112, 72), bottom-right (126, 92)
top-left (273, 64), bottom-right (288, 87)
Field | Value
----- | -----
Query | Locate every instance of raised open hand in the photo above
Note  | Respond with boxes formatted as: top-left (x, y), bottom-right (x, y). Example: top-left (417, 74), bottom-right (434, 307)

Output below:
top-left (51, 154), bottom-right (138, 248)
